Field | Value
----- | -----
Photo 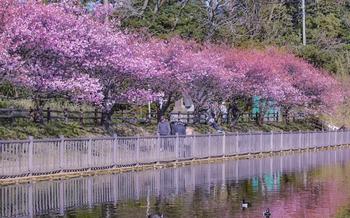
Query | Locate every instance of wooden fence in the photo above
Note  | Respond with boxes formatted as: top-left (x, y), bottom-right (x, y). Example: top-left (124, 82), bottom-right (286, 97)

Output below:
top-left (0, 130), bottom-right (348, 178)
top-left (0, 107), bottom-right (286, 125)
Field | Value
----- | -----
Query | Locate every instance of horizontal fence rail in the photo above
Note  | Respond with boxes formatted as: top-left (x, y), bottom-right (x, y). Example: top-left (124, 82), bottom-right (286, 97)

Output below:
top-left (0, 107), bottom-right (304, 125)
top-left (0, 148), bottom-right (349, 217)
top-left (0, 130), bottom-right (349, 178)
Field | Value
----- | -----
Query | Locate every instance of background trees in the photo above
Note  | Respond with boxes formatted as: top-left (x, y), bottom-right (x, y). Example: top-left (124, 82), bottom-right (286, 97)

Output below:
top-left (110, 0), bottom-right (350, 76)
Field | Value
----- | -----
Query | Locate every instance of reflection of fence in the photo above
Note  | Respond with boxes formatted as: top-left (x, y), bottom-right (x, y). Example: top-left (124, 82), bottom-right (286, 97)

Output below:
top-left (0, 148), bottom-right (349, 217)
top-left (0, 130), bottom-right (349, 178)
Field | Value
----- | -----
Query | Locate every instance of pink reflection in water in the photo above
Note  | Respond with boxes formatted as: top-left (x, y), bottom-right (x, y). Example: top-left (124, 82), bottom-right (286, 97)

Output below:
top-left (243, 175), bottom-right (349, 217)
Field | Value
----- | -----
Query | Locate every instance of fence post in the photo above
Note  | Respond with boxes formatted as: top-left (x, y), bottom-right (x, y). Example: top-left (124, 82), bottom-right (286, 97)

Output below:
top-left (208, 132), bottom-right (211, 158)
top-left (113, 134), bottom-right (117, 167)
top-left (289, 130), bottom-right (293, 151)
top-left (59, 135), bottom-right (64, 172)
top-left (192, 133), bottom-right (196, 160)
top-left (28, 136), bottom-right (33, 175)
top-left (222, 132), bottom-right (226, 157)
top-left (79, 108), bottom-right (84, 126)
top-left (280, 130), bottom-right (284, 151)
top-left (236, 131), bottom-right (239, 155)
top-left (175, 133), bottom-right (179, 162)
top-left (248, 130), bottom-right (251, 155)
top-left (29, 107), bottom-right (34, 121)
top-left (136, 135), bottom-right (140, 166)
top-left (47, 107), bottom-right (51, 122)
top-left (335, 130), bottom-right (338, 146)
top-left (94, 108), bottom-right (98, 126)
top-left (298, 130), bottom-right (302, 151)
top-left (270, 131), bottom-right (274, 153)
top-left (88, 137), bottom-right (92, 170)
top-left (63, 108), bottom-right (68, 123)
top-left (260, 131), bottom-right (263, 154)
top-left (314, 130), bottom-right (317, 150)
top-left (157, 133), bottom-right (161, 164)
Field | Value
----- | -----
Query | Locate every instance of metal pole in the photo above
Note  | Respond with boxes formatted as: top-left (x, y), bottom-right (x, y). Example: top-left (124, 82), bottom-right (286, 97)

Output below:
top-left (280, 130), bottom-right (284, 151)
top-left (270, 131), bottom-right (274, 153)
top-left (136, 135), bottom-right (140, 165)
top-left (260, 131), bottom-right (263, 154)
top-left (222, 132), bottom-right (226, 157)
top-left (175, 133), bottom-right (179, 162)
top-left (157, 133), bottom-right (161, 164)
top-left (208, 133), bottom-right (211, 158)
top-left (236, 131), bottom-right (239, 155)
top-left (302, 0), bottom-right (306, 45)
top-left (192, 133), bottom-right (196, 159)
top-left (248, 130), bottom-right (251, 155)
top-left (88, 138), bottom-right (92, 170)
top-left (59, 136), bottom-right (64, 172)
top-left (28, 136), bottom-right (33, 175)
top-left (113, 134), bottom-right (117, 167)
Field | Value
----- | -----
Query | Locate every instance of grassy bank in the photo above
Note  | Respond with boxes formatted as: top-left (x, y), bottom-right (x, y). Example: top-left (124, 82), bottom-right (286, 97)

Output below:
top-left (0, 119), bottom-right (320, 140)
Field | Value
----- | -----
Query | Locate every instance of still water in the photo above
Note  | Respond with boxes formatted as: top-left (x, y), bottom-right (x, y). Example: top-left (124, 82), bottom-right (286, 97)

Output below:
top-left (2, 148), bottom-right (350, 218)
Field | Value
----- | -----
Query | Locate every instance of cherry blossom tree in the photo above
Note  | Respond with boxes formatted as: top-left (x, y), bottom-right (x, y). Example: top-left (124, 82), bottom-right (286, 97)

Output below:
top-left (143, 37), bottom-right (201, 121)
top-left (1, 0), bottom-right (104, 104)
top-left (0, 0), bottom-right (343, 130)
top-left (266, 49), bottom-right (343, 119)
top-left (0, 0), bottom-right (154, 129)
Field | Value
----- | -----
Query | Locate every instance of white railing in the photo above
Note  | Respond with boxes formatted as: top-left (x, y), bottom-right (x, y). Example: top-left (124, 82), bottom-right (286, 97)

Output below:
top-left (0, 130), bottom-right (349, 178)
top-left (0, 148), bottom-right (349, 217)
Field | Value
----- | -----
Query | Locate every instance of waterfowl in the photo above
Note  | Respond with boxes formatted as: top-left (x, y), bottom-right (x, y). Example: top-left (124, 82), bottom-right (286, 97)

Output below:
top-left (263, 208), bottom-right (271, 218)
top-left (241, 199), bottom-right (250, 209)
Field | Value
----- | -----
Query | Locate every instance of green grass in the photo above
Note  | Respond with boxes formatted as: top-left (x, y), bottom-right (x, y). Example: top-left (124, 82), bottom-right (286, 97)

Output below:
top-left (0, 118), bottom-right (320, 140)
top-left (0, 99), bottom-right (95, 111)
top-left (192, 121), bottom-right (319, 134)
top-left (0, 120), bottom-right (106, 140)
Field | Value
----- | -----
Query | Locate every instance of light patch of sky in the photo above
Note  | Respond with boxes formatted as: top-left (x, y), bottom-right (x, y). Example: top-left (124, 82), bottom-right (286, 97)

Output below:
top-left (84, 0), bottom-right (101, 11)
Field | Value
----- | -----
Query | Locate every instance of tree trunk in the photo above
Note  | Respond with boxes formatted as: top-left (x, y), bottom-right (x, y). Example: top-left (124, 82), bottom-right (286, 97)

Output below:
top-left (33, 96), bottom-right (46, 124)
top-left (100, 94), bottom-right (116, 134)
top-left (101, 108), bottom-right (114, 134)
top-left (228, 97), bottom-right (250, 127)
top-left (229, 103), bottom-right (240, 126)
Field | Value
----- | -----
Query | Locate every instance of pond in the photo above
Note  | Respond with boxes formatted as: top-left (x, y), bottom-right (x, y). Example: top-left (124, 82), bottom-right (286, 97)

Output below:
top-left (2, 148), bottom-right (350, 217)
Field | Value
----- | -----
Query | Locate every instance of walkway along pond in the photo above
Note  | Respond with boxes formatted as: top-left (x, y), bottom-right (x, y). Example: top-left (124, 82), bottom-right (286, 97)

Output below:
top-left (1, 148), bottom-right (350, 217)
top-left (0, 130), bottom-right (349, 180)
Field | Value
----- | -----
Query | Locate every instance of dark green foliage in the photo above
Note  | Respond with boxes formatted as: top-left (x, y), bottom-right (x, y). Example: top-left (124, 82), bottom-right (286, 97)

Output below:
top-left (114, 0), bottom-right (350, 75)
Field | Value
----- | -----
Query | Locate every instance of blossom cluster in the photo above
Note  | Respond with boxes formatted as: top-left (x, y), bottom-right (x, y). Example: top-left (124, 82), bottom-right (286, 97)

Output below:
top-left (0, 0), bottom-right (343, 115)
